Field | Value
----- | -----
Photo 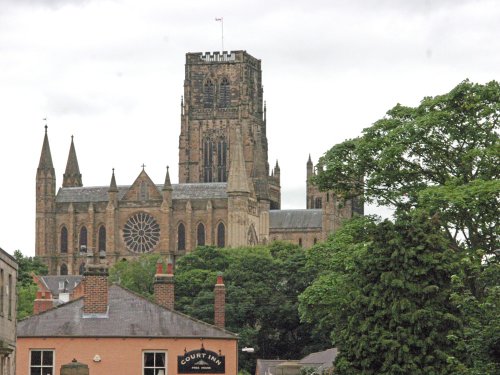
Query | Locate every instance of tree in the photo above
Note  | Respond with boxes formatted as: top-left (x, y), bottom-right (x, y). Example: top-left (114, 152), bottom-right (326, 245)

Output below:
top-left (314, 80), bottom-right (499, 254)
top-left (108, 253), bottom-right (162, 299)
top-left (306, 80), bottom-right (500, 374)
top-left (301, 213), bottom-right (466, 374)
top-left (14, 250), bottom-right (48, 319)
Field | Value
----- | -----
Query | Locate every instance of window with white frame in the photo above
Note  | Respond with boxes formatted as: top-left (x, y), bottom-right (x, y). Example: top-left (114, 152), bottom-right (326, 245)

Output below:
top-left (143, 351), bottom-right (167, 375)
top-left (30, 350), bottom-right (54, 375)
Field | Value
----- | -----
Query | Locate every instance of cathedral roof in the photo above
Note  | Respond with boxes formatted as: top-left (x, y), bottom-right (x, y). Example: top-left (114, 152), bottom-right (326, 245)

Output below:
top-left (269, 209), bottom-right (323, 230)
top-left (18, 284), bottom-right (237, 339)
top-left (56, 183), bottom-right (228, 203)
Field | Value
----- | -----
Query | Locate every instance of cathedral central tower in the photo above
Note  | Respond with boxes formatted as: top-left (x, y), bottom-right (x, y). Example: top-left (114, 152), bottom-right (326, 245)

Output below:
top-left (178, 51), bottom-right (280, 208)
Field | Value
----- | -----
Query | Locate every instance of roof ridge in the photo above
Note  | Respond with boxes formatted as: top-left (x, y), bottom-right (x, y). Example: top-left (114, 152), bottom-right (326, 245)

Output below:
top-left (111, 284), bottom-right (238, 338)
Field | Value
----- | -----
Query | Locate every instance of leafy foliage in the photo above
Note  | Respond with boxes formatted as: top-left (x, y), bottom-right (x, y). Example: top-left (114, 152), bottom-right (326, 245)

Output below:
top-left (314, 80), bottom-right (499, 254)
top-left (304, 80), bottom-right (500, 374)
top-left (14, 250), bottom-right (48, 319)
top-left (108, 253), bottom-right (162, 299)
top-left (302, 213), bottom-right (467, 374)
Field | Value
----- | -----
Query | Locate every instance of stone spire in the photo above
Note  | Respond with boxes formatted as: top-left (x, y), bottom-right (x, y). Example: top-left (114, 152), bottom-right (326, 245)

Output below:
top-left (37, 125), bottom-right (54, 172)
top-left (162, 166), bottom-right (172, 191)
top-left (227, 127), bottom-right (250, 194)
top-left (307, 154), bottom-right (313, 179)
top-left (108, 168), bottom-right (118, 193)
top-left (62, 136), bottom-right (83, 187)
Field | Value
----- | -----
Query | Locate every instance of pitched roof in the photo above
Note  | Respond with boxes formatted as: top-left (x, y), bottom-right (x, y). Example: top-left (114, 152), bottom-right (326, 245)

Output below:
top-left (39, 275), bottom-right (83, 296)
top-left (56, 183), bottom-right (228, 203)
top-left (269, 209), bottom-right (323, 229)
top-left (300, 348), bottom-right (338, 367)
top-left (18, 284), bottom-right (237, 339)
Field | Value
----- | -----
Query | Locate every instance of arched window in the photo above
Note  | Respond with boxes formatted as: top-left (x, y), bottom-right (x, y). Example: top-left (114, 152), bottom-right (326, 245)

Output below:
top-left (98, 226), bottom-right (106, 252)
top-left (60, 264), bottom-right (68, 276)
top-left (314, 238), bottom-right (317, 245)
top-left (314, 197), bottom-right (322, 209)
top-left (203, 79), bottom-right (214, 108)
top-left (60, 226), bottom-right (68, 253)
top-left (298, 238), bottom-right (303, 247)
top-left (203, 138), bottom-right (214, 182)
top-left (79, 263), bottom-right (85, 275)
top-left (79, 226), bottom-right (87, 251)
top-left (177, 223), bottom-right (186, 251)
top-left (217, 222), bottom-right (225, 248)
top-left (197, 223), bottom-right (205, 246)
top-left (219, 78), bottom-right (230, 108)
top-left (217, 138), bottom-right (227, 182)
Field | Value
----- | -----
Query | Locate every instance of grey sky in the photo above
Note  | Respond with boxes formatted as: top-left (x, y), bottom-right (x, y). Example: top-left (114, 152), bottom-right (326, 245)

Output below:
top-left (1, 0), bottom-right (498, 255)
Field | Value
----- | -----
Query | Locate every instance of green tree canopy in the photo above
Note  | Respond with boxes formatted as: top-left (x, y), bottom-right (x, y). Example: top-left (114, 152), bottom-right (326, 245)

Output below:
top-left (314, 80), bottom-right (499, 253)
top-left (301, 213), bottom-right (467, 374)
top-left (14, 250), bottom-right (48, 320)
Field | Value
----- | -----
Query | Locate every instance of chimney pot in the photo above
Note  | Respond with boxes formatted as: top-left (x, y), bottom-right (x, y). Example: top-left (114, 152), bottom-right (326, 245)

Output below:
top-left (156, 259), bottom-right (164, 274)
top-left (167, 262), bottom-right (173, 275)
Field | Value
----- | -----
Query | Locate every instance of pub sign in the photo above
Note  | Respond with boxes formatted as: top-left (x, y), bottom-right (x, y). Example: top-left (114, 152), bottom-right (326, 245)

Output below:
top-left (178, 348), bottom-right (225, 374)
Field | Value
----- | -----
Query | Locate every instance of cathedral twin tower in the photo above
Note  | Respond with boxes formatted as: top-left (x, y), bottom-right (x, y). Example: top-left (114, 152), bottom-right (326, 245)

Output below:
top-left (36, 51), bottom-right (361, 275)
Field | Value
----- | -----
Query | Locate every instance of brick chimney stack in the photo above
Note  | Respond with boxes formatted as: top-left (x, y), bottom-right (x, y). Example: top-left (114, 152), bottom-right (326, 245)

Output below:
top-left (214, 273), bottom-right (225, 329)
top-left (33, 290), bottom-right (54, 314)
top-left (154, 260), bottom-right (174, 310)
top-left (83, 262), bottom-right (109, 315)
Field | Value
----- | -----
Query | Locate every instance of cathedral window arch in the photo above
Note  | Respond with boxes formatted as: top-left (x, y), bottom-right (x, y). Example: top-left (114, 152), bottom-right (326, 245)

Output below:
top-left (217, 138), bottom-right (227, 182)
top-left (197, 223), bottom-right (205, 247)
top-left (79, 263), bottom-right (85, 275)
top-left (60, 264), bottom-right (68, 276)
top-left (98, 225), bottom-right (106, 252)
top-left (60, 226), bottom-right (68, 253)
top-left (203, 79), bottom-right (214, 108)
top-left (219, 77), bottom-right (230, 108)
top-left (217, 222), bottom-right (225, 248)
top-left (203, 138), bottom-right (214, 182)
top-left (314, 197), bottom-right (322, 209)
top-left (177, 223), bottom-right (186, 251)
top-left (79, 226), bottom-right (87, 252)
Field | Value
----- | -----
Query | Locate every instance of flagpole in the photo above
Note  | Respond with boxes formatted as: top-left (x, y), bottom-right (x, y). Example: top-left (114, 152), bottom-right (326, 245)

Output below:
top-left (215, 17), bottom-right (224, 52)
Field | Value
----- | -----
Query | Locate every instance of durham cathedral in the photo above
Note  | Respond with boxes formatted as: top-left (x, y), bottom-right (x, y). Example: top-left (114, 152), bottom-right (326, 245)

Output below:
top-left (35, 50), bottom-right (363, 275)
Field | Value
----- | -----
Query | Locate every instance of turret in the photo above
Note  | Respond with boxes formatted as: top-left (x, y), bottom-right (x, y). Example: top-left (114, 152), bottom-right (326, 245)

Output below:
top-left (35, 125), bottom-right (56, 261)
top-left (274, 160), bottom-right (280, 182)
top-left (62, 136), bottom-right (83, 187)
top-left (162, 166), bottom-right (173, 201)
top-left (227, 127), bottom-right (251, 247)
top-left (307, 154), bottom-right (313, 179)
top-left (106, 169), bottom-right (118, 254)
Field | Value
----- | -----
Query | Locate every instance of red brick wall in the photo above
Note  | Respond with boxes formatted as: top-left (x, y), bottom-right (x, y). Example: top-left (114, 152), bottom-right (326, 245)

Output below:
top-left (214, 276), bottom-right (225, 329)
top-left (154, 274), bottom-right (174, 310)
top-left (83, 275), bottom-right (108, 314)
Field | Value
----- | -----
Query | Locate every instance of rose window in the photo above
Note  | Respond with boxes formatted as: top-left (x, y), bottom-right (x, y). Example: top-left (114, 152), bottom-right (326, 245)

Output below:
top-left (123, 212), bottom-right (160, 253)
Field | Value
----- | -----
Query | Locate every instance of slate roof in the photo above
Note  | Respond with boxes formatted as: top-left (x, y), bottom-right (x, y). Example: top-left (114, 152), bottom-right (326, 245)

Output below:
top-left (269, 209), bottom-right (323, 230)
top-left (255, 359), bottom-right (288, 375)
top-left (39, 275), bottom-right (83, 296)
top-left (18, 284), bottom-right (237, 339)
top-left (300, 348), bottom-right (338, 367)
top-left (56, 183), bottom-right (228, 203)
